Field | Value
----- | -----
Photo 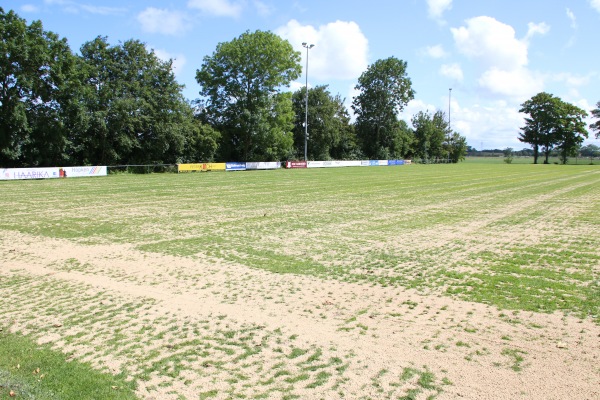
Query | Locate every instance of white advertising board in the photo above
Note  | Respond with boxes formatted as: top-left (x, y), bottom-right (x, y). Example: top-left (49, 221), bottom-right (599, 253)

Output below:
top-left (63, 166), bottom-right (107, 178)
top-left (307, 160), bottom-right (362, 168)
top-left (245, 162), bottom-right (281, 170)
top-left (1, 167), bottom-right (60, 180)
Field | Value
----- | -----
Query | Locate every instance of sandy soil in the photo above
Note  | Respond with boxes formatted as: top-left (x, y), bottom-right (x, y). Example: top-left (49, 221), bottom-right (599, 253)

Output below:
top-left (1, 229), bottom-right (599, 400)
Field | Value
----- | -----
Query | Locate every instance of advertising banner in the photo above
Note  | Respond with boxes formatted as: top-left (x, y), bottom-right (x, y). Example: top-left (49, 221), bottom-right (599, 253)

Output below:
top-left (361, 160), bottom-right (370, 166)
top-left (226, 162), bottom-right (246, 171)
top-left (405, 160), bottom-right (412, 165)
top-left (307, 161), bottom-right (324, 168)
top-left (307, 160), bottom-right (362, 168)
top-left (387, 160), bottom-right (405, 166)
top-left (246, 162), bottom-right (281, 170)
top-left (285, 161), bottom-right (307, 169)
top-left (62, 166), bottom-right (107, 177)
top-left (369, 160), bottom-right (379, 166)
top-left (1, 167), bottom-right (60, 180)
top-left (178, 163), bottom-right (226, 172)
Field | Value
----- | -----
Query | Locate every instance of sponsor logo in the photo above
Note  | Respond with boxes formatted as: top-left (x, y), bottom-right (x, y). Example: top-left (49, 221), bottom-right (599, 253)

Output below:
top-left (286, 161), bottom-right (307, 168)
top-left (226, 162), bottom-right (246, 170)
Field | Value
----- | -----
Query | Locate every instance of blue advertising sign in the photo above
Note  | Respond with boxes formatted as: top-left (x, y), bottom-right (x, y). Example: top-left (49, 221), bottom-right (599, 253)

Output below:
top-left (226, 162), bottom-right (246, 171)
top-left (387, 160), bottom-right (405, 166)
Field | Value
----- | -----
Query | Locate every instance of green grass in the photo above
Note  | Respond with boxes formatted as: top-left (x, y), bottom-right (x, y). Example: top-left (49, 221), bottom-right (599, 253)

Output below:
top-left (0, 328), bottom-right (138, 399)
top-left (1, 162), bottom-right (598, 398)
top-left (465, 156), bottom-right (600, 165)
top-left (1, 163), bottom-right (598, 322)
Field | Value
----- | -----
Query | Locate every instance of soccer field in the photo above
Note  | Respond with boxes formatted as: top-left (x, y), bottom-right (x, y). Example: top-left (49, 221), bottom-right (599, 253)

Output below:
top-left (1, 163), bottom-right (599, 399)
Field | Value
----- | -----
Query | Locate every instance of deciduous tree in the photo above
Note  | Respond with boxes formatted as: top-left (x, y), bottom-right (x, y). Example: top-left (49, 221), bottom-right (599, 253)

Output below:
top-left (590, 101), bottom-right (600, 139)
top-left (352, 57), bottom-right (415, 159)
top-left (196, 30), bottom-right (301, 161)
top-left (0, 8), bottom-right (75, 166)
top-left (554, 102), bottom-right (588, 164)
top-left (73, 37), bottom-right (192, 165)
top-left (292, 85), bottom-right (355, 160)
top-left (520, 92), bottom-right (588, 165)
top-left (411, 110), bottom-right (448, 162)
top-left (519, 92), bottom-right (560, 164)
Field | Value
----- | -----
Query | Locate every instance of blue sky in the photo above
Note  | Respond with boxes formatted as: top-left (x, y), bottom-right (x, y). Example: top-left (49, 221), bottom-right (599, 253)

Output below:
top-left (12, 0), bottom-right (600, 150)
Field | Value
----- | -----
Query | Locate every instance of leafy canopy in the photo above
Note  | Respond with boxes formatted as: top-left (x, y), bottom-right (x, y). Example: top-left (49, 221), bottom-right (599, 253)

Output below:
top-left (196, 30), bottom-right (301, 161)
top-left (0, 8), bottom-right (75, 167)
top-left (519, 92), bottom-right (588, 164)
top-left (590, 101), bottom-right (600, 139)
top-left (292, 85), bottom-right (355, 160)
top-left (352, 57), bottom-right (415, 159)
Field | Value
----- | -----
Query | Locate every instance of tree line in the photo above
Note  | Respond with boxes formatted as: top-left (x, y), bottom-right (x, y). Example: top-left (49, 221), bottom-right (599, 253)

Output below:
top-left (2, 8), bottom-right (467, 168)
top-left (519, 92), bottom-right (600, 164)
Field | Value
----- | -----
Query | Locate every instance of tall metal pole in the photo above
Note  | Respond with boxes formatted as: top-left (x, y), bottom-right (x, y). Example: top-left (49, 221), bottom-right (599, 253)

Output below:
top-left (302, 43), bottom-right (314, 161)
top-left (448, 88), bottom-right (452, 132)
top-left (448, 88), bottom-right (452, 163)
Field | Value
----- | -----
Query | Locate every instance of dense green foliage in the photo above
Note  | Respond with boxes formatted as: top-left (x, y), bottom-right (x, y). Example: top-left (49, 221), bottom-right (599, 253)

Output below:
top-left (74, 37), bottom-right (201, 165)
top-left (2, 9), bottom-right (473, 167)
top-left (411, 110), bottom-right (467, 163)
top-left (0, 8), bottom-right (75, 167)
top-left (291, 85), bottom-right (357, 160)
top-left (352, 57), bottom-right (415, 159)
top-left (519, 92), bottom-right (588, 164)
top-left (196, 30), bottom-right (302, 161)
top-left (590, 101), bottom-right (600, 139)
top-left (0, 8), bottom-right (217, 167)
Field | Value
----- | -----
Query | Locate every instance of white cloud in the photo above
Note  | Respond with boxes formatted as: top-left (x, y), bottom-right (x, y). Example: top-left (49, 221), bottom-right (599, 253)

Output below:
top-left (275, 19), bottom-right (369, 81)
top-left (566, 8), bottom-right (577, 29)
top-left (427, 0), bottom-right (452, 22)
top-left (152, 48), bottom-right (187, 76)
top-left (446, 100), bottom-right (526, 149)
top-left (550, 72), bottom-right (597, 98)
top-left (451, 16), bottom-right (528, 70)
top-left (187, 0), bottom-right (243, 18)
top-left (43, 0), bottom-right (125, 15)
top-left (399, 99), bottom-right (438, 124)
top-left (552, 72), bottom-right (594, 88)
top-left (401, 97), bottom-right (530, 150)
top-left (137, 8), bottom-right (191, 36)
top-left (590, 0), bottom-right (600, 13)
top-left (451, 16), bottom-right (549, 100)
top-left (440, 63), bottom-right (463, 81)
top-left (20, 4), bottom-right (40, 12)
top-left (253, 0), bottom-right (273, 17)
top-left (524, 22), bottom-right (550, 43)
top-left (478, 67), bottom-right (544, 100)
top-left (424, 44), bottom-right (448, 59)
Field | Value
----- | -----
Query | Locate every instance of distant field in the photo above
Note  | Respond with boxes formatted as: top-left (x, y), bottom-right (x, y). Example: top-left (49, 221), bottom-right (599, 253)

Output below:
top-left (1, 163), bottom-right (599, 399)
top-left (465, 155), bottom-right (600, 164)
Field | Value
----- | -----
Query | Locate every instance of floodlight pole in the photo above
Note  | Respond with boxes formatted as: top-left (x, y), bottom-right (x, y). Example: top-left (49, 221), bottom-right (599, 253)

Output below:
top-left (448, 88), bottom-right (452, 163)
top-left (302, 42), bottom-right (314, 162)
top-left (448, 88), bottom-right (452, 132)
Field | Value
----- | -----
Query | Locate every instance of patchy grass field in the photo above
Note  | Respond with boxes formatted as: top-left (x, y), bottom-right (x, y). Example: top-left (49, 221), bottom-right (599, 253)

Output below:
top-left (1, 163), bottom-right (599, 399)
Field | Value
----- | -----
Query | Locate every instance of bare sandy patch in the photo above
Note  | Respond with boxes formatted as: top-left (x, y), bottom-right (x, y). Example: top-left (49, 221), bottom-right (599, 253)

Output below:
top-left (1, 229), bottom-right (599, 399)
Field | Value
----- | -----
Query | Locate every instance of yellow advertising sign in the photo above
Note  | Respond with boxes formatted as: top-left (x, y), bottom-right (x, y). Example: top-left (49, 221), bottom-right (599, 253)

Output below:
top-left (178, 163), bottom-right (226, 172)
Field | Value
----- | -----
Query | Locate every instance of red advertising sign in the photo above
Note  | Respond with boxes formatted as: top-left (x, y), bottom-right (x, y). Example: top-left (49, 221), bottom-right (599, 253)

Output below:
top-left (285, 161), bottom-right (307, 169)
